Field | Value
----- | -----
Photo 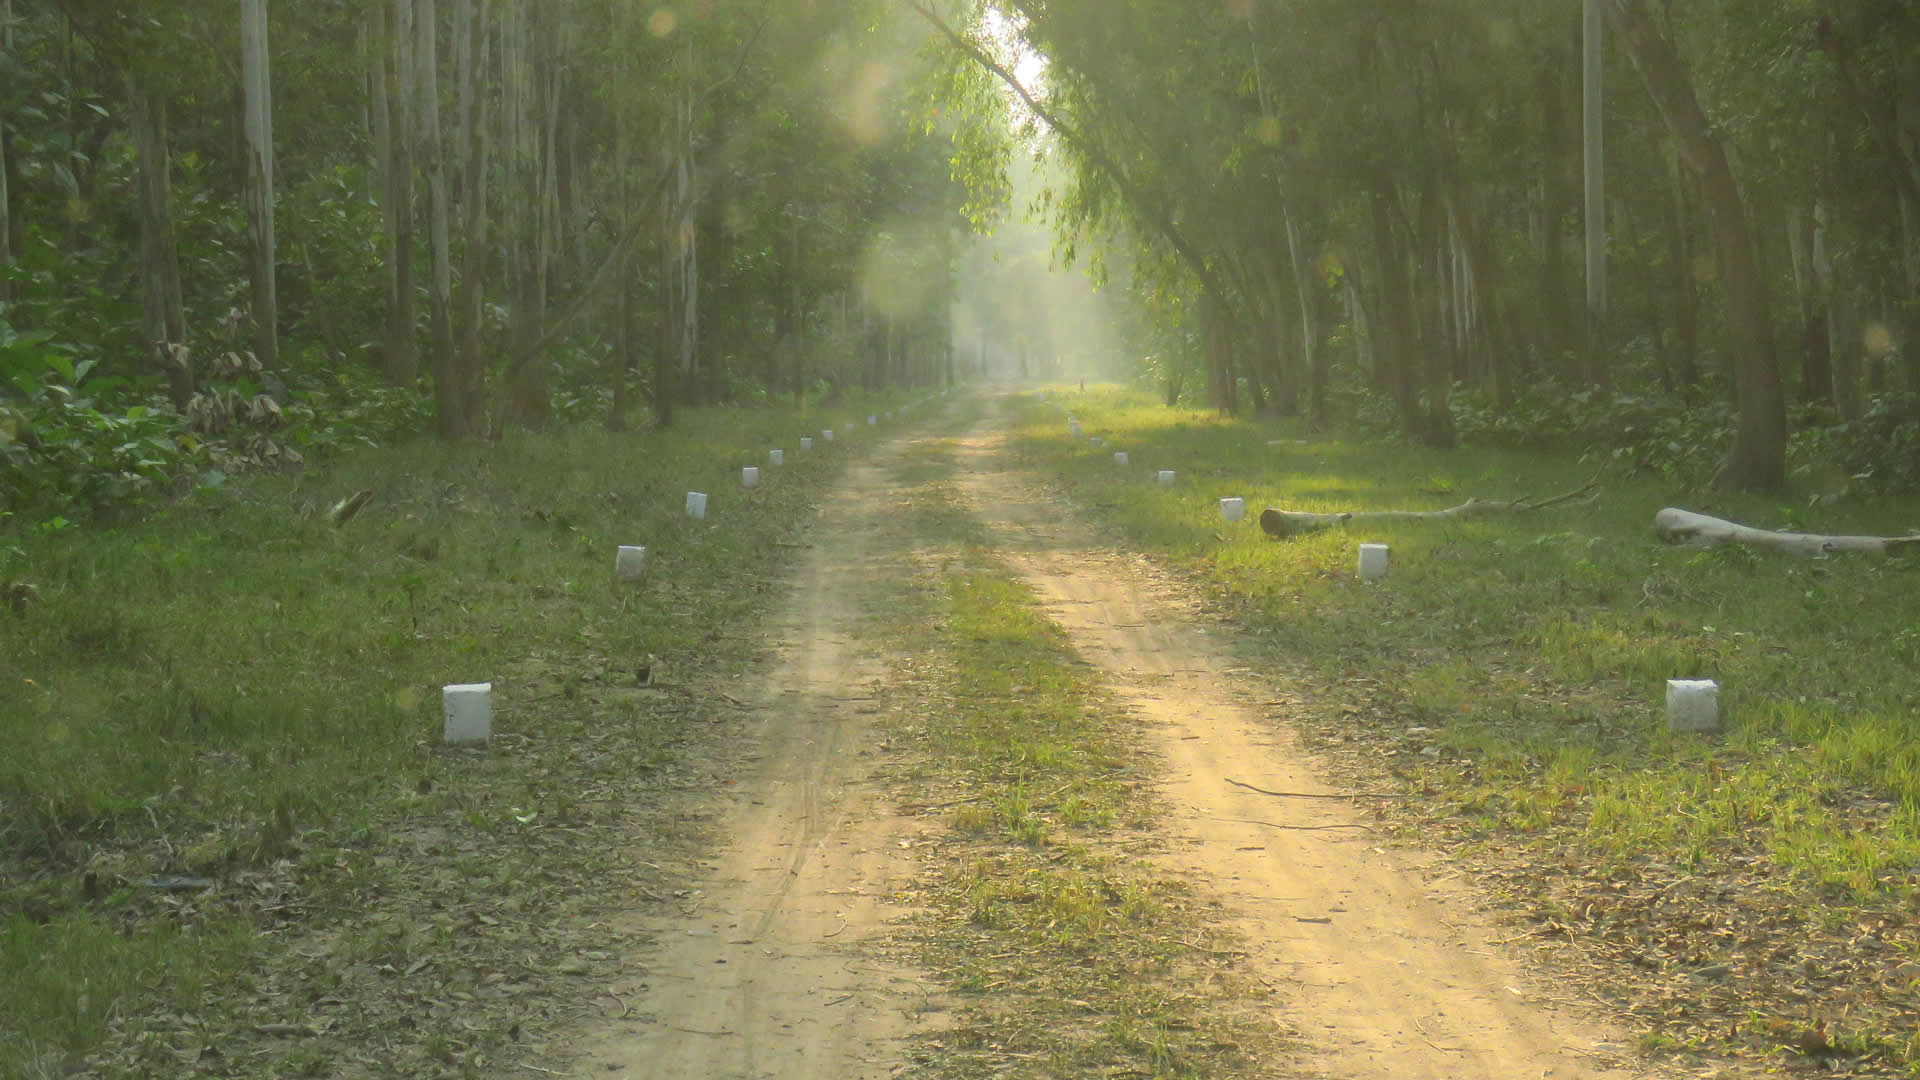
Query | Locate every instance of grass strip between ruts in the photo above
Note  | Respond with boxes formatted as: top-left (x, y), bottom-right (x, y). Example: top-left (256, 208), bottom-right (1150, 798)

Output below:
top-left (864, 450), bottom-right (1291, 1080)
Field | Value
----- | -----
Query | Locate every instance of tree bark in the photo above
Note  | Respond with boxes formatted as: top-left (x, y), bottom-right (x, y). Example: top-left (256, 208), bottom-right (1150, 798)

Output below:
top-left (1538, 62), bottom-right (1579, 380)
top-left (1606, 0), bottom-right (1785, 490)
top-left (240, 0), bottom-right (277, 371)
top-left (128, 78), bottom-right (192, 407)
top-left (381, 0), bottom-right (417, 385)
top-left (416, 0), bottom-right (459, 436)
top-left (1368, 170), bottom-right (1424, 441)
top-left (1660, 144), bottom-right (1701, 396)
top-left (451, 0), bottom-right (490, 436)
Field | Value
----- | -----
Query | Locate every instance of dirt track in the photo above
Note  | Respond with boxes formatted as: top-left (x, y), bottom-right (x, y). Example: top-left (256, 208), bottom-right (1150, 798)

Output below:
top-left (555, 449), bottom-right (934, 1078)
top-left (543, 392), bottom-right (1663, 1080)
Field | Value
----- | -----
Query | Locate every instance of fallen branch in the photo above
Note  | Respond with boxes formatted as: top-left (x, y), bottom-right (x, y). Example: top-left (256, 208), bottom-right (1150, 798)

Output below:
top-left (1653, 507), bottom-right (1920, 557)
top-left (1226, 778), bottom-right (1406, 800)
top-left (1259, 473), bottom-right (1600, 540)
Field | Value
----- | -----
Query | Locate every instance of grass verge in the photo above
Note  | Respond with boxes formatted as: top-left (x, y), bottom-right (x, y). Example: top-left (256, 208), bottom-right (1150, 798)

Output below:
top-left (863, 448), bottom-right (1290, 1080)
top-left (0, 395), bottom-right (928, 1079)
top-left (1005, 385), bottom-right (1920, 1077)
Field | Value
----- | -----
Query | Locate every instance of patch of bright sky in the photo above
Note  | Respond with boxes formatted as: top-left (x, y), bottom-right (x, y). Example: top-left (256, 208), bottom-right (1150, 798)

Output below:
top-left (980, 4), bottom-right (1049, 138)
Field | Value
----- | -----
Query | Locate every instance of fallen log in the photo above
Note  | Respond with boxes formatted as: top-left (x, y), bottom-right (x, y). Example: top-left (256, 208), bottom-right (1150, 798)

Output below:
top-left (1652, 507), bottom-right (1920, 556)
top-left (1259, 474), bottom-right (1599, 540)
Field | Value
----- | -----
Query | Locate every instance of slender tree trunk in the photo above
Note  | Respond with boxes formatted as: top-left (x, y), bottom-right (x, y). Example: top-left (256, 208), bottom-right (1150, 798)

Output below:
top-left (1415, 180), bottom-right (1456, 447)
top-left (1608, 0), bottom-right (1784, 488)
top-left (1538, 63), bottom-right (1579, 380)
top-left (1284, 210), bottom-right (1329, 427)
top-left (1788, 204), bottom-right (1835, 408)
top-left (1369, 181), bottom-right (1423, 440)
top-left (1903, 192), bottom-right (1920, 398)
top-left (1661, 145), bottom-right (1701, 395)
top-left (416, 0), bottom-right (459, 435)
top-left (1457, 192), bottom-right (1514, 409)
top-left (0, 0), bottom-right (13, 305)
top-left (451, 0), bottom-right (490, 434)
top-left (240, 0), bottom-right (277, 370)
top-left (129, 79), bottom-right (192, 407)
top-left (382, 0), bottom-right (417, 384)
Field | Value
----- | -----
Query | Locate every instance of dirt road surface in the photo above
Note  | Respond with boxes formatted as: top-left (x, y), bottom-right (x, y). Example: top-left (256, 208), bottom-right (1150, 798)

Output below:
top-left (949, 400), bottom-right (1650, 1080)
top-left (556, 447), bottom-right (935, 1079)
top-left (543, 393), bottom-right (1663, 1080)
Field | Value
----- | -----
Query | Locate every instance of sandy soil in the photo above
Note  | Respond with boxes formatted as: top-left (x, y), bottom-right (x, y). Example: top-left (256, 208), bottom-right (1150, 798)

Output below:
top-left (552, 447), bottom-right (938, 1080)
top-left (945, 399), bottom-right (1656, 1080)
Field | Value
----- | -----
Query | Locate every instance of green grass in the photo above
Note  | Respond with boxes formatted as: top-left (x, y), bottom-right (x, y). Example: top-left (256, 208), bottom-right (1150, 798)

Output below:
top-left (1009, 383), bottom-right (1920, 1073)
top-left (0, 394), bottom-right (927, 1078)
top-left (867, 455), bottom-right (1285, 1080)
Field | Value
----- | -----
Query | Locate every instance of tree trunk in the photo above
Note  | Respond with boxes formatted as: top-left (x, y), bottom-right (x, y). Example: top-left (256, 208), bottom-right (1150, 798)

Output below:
top-left (1416, 180), bottom-right (1456, 447)
top-left (1660, 144), bottom-right (1701, 395)
top-left (1654, 508), bottom-right (1918, 557)
top-left (416, 0), bottom-right (458, 435)
top-left (451, 0), bottom-right (490, 436)
top-left (1457, 192), bottom-right (1514, 409)
top-left (1607, 0), bottom-right (1785, 490)
top-left (240, 0), bottom-right (277, 371)
top-left (1285, 210), bottom-right (1330, 428)
top-left (1788, 204), bottom-right (1835, 408)
top-left (1538, 62), bottom-right (1579, 381)
top-left (0, 0), bottom-right (13, 305)
top-left (381, 0), bottom-right (416, 384)
top-left (128, 79), bottom-right (192, 407)
top-left (1369, 172), bottom-right (1423, 440)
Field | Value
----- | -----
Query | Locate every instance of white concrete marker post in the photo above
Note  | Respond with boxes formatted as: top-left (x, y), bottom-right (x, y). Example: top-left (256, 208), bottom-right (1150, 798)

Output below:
top-left (1358, 543), bottom-right (1389, 582)
top-left (741, 466), bottom-right (759, 489)
top-left (769, 449), bottom-right (784, 466)
top-left (1666, 679), bottom-right (1721, 732)
top-left (868, 414), bottom-right (877, 425)
top-left (442, 682), bottom-right (492, 745)
top-left (823, 428), bottom-right (834, 442)
top-left (685, 491), bottom-right (708, 519)
top-left (1070, 421), bottom-right (1083, 438)
top-left (1220, 497), bottom-right (1245, 522)
top-left (1115, 451), bottom-right (1129, 466)
top-left (1157, 470), bottom-right (1176, 487)
top-left (800, 437), bottom-right (813, 452)
top-left (615, 545), bottom-right (647, 581)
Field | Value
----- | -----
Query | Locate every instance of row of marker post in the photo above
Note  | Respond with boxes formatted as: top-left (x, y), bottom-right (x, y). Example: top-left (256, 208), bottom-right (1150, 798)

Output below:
top-left (1047, 392), bottom-right (1720, 734)
top-left (442, 391), bottom-right (951, 745)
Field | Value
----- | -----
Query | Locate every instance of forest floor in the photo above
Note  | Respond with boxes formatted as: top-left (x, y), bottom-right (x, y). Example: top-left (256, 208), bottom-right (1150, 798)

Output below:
top-left (528, 393), bottom-right (1741, 1080)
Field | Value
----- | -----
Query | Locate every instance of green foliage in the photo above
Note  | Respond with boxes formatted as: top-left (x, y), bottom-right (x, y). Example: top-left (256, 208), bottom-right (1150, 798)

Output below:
top-left (1449, 383), bottom-right (1738, 486)
top-left (0, 323), bottom-right (196, 515)
top-left (1788, 392), bottom-right (1920, 495)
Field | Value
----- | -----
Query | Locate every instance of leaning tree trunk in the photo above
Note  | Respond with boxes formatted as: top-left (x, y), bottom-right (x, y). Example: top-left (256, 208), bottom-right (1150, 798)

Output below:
top-left (1607, 0), bottom-right (1786, 490)
top-left (240, 0), bottom-right (277, 371)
